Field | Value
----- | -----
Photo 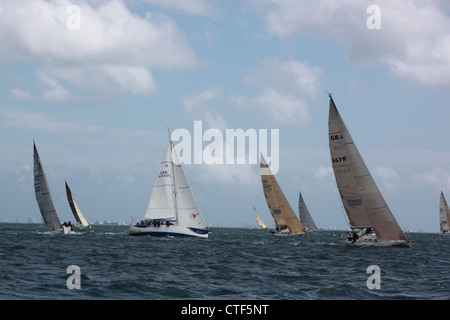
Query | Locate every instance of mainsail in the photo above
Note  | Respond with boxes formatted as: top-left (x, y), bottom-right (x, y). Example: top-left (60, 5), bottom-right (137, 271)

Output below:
top-left (260, 154), bottom-right (306, 234)
top-left (33, 142), bottom-right (62, 231)
top-left (328, 94), bottom-right (408, 242)
top-left (65, 181), bottom-right (90, 227)
top-left (253, 207), bottom-right (267, 229)
top-left (298, 192), bottom-right (318, 231)
top-left (144, 137), bottom-right (207, 231)
top-left (439, 191), bottom-right (450, 234)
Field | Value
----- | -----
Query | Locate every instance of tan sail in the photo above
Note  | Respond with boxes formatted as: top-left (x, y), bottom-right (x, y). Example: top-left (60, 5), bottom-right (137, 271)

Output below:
top-left (260, 154), bottom-right (306, 234)
top-left (439, 191), bottom-right (450, 234)
top-left (328, 94), bottom-right (408, 242)
top-left (253, 207), bottom-right (267, 229)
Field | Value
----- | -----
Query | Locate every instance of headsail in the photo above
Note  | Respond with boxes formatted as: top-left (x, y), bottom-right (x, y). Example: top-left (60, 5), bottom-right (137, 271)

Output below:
top-left (439, 191), bottom-right (450, 233)
top-left (33, 142), bottom-right (61, 231)
top-left (298, 192), bottom-right (318, 231)
top-left (65, 181), bottom-right (90, 227)
top-left (260, 154), bottom-right (306, 234)
top-left (253, 207), bottom-right (267, 229)
top-left (328, 94), bottom-right (408, 242)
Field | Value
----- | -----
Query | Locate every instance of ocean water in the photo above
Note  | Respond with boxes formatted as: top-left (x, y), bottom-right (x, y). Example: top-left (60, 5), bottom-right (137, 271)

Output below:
top-left (0, 223), bottom-right (448, 301)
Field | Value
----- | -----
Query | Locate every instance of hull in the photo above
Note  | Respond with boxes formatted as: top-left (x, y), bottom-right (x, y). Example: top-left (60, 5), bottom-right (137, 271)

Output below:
top-left (128, 224), bottom-right (208, 238)
top-left (439, 231), bottom-right (450, 236)
top-left (342, 232), bottom-right (410, 247)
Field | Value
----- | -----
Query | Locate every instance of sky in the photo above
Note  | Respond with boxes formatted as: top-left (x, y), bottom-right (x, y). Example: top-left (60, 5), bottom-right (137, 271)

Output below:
top-left (0, 0), bottom-right (449, 232)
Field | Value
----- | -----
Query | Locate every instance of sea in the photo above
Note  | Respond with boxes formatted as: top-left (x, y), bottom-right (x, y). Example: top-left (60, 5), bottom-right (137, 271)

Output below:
top-left (0, 223), bottom-right (448, 315)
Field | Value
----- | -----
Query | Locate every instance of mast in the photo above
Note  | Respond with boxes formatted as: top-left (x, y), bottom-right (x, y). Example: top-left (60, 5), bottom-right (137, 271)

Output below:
top-left (168, 127), bottom-right (179, 222)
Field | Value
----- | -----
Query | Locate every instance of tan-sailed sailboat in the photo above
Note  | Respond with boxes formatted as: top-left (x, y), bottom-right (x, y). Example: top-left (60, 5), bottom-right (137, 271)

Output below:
top-left (253, 207), bottom-right (267, 229)
top-left (328, 94), bottom-right (409, 247)
top-left (439, 191), bottom-right (450, 235)
top-left (260, 154), bottom-right (306, 236)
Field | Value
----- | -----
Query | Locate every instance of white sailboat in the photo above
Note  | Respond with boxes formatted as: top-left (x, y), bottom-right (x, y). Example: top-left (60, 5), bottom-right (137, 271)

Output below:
top-left (65, 181), bottom-right (90, 228)
top-left (328, 94), bottom-right (410, 247)
top-left (253, 207), bottom-right (267, 229)
top-left (298, 192), bottom-right (318, 232)
top-left (439, 191), bottom-right (450, 235)
top-left (33, 142), bottom-right (71, 234)
top-left (128, 129), bottom-right (208, 238)
top-left (260, 154), bottom-right (306, 236)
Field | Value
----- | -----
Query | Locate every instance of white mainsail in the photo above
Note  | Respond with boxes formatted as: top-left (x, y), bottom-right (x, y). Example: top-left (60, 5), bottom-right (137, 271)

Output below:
top-left (65, 181), bottom-right (90, 227)
top-left (253, 207), bottom-right (267, 229)
top-left (260, 154), bottom-right (306, 235)
top-left (33, 142), bottom-right (62, 231)
top-left (298, 192), bottom-right (318, 231)
top-left (328, 94), bottom-right (409, 245)
top-left (439, 191), bottom-right (450, 234)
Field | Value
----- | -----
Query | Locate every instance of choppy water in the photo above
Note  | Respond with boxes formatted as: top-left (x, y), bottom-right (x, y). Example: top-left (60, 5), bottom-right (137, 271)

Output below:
top-left (0, 223), bottom-right (448, 301)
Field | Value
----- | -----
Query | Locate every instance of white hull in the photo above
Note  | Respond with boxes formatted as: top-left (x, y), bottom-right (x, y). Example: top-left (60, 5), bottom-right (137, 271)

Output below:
top-left (342, 232), bottom-right (410, 247)
top-left (439, 231), bottom-right (450, 236)
top-left (270, 229), bottom-right (306, 236)
top-left (128, 224), bottom-right (208, 238)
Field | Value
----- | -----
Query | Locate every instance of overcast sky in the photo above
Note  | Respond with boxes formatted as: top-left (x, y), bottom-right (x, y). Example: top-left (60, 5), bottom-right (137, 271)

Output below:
top-left (0, 0), bottom-right (449, 232)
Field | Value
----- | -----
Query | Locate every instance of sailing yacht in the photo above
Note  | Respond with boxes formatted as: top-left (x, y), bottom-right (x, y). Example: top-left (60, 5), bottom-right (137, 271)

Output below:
top-left (33, 141), bottom-right (71, 234)
top-left (65, 181), bottom-right (90, 228)
top-left (253, 207), bottom-right (267, 229)
top-left (328, 94), bottom-right (409, 247)
top-left (260, 154), bottom-right (306, 236)
top-left (439, 191), bottom-right (450, 235)
top-left (128, 130), bottom-right (208, 238)
top-left (298, 192), bottom-right (318, 232)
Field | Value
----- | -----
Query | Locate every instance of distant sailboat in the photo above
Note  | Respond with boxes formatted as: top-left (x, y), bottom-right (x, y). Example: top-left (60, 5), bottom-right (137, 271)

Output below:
top-left (33, 142), bottom-right (71, 234)
top-left (260, 154), bottom-right (306, 236)
top-left (439, 191), bottom-right (450, 235)
top-left (65, 181), bottom-right (90, 228)
top-left (128, 129), bottom-right (208, 238)
top-left (298, 192), bottom-right (318, 231)
top-left (328, 94), bottom-right (409, 247)
top-left (253, 207), bottom-right (267, 229)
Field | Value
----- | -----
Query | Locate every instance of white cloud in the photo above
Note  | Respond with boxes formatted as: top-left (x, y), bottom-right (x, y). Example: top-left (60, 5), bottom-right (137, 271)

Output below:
top-left (373, 165), bottom-right (401, 191)
top-left (182, 87), bottom-right (228, 130)
top-left (0, 0), bottom-right (202, 101)
top-left (233, 58), bottom-right (323, 126)
top-left (254, 0), bottom-right (450, 89)
top-left (142, 0), bottom-right (213, 16)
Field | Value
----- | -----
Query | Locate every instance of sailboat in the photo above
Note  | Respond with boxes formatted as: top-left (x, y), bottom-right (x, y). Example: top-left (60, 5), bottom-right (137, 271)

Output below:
top-left (298, 192), bottom-right (318, 231)
top-left (128, 129), bottom-right (209, 238)
top-left (33, 141), bottom-right (71, 234)
top-left (260, 154), bottom-right (306, 236)
top-left (328, 94), bottom-right (409, 247)
top-left (65, 181), bottom-right (90, 228)
top-left (253, 207), bottom-right (267, 229)
top-left (439, 191), bottom-right (450, 235)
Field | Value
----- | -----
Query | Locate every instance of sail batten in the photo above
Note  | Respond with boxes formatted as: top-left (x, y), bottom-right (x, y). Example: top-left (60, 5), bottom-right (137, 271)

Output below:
top-left (328, 95), bottom-right (408, 242)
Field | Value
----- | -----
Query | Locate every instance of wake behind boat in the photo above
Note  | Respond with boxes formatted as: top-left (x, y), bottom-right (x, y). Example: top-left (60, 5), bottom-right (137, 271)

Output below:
top-left (33, 141), bottom-right (72, 235)
top-left (328, 94), bottom-right (409, 247)
top-left (260, 154), bottom-right (306, 236)
top-left (128, 129), bottom-right (208, 238)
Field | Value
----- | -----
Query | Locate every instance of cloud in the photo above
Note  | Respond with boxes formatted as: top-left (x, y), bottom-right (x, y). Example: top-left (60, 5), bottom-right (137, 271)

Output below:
top-left (373, 165), bottom-right (401, 191)
top-left (141, 0), bottom-right (213, 16)
top-left (232, 58), bottom-right (323, 126)
top-left (254, 0), bottom-right (450, 89)
top-left (0, 0), bottom-right (202, 102)
top-left (182, 87), bottom-right (228, 130)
